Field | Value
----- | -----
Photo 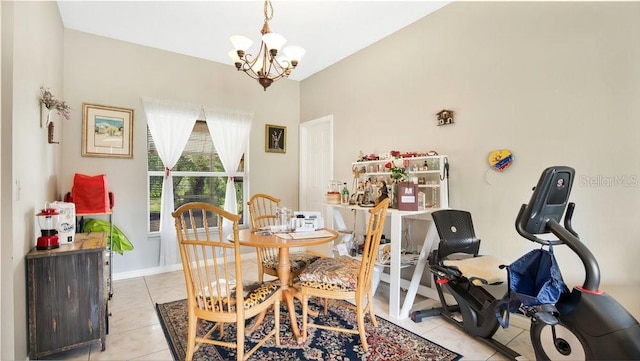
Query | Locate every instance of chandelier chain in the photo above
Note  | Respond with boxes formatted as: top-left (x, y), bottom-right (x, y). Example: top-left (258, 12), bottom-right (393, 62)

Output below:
top-left (261, 0), bottom-right (274, 35)
top-left (264, 0), bottom-right (274, 22)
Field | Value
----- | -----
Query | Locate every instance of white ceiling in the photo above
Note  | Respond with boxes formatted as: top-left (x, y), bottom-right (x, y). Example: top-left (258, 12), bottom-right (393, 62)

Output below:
top-left (56, 1), bottom-right (450, 81)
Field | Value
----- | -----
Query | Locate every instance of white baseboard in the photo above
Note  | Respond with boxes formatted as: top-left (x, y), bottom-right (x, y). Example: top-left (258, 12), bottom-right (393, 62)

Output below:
top-left (112, 263), bottom-right (183, 281)
top-left (112, 251), bottom-right (258, 281)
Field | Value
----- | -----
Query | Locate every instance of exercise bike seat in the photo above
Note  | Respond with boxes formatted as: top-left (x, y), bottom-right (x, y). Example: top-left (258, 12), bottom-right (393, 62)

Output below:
top-left (431, 209), bottom-right (508, 285)
top-left (442, 256), bottom-right (507, 285)
top-left (431, 210), bottom-right (508, 285)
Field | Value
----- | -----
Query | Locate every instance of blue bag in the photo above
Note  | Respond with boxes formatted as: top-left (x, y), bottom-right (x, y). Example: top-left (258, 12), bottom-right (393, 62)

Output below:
top-left (496, 246), bottom-right (568, 327)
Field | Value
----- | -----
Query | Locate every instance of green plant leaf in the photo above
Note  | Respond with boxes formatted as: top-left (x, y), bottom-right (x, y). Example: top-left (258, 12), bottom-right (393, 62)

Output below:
top-left (82, 218), bottom-right (134, 255)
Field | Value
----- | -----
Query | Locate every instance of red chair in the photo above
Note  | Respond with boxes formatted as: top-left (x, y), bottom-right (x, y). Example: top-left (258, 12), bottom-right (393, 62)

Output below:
top-left (64, 173), bottom-right (114, 213)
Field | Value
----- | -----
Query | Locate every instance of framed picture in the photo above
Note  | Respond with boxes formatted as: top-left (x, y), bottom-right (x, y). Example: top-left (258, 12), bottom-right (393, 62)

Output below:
top-left (265, 124), bottom-right (286, 153)
top-left (82, 103), bottom-right (134, 158)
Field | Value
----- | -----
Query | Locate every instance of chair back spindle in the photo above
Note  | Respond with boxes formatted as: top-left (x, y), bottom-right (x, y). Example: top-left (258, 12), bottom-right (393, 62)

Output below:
top-left (359, 200), bottom-right (389, 294)
top-left (247, 193), bottom-right (280, 231)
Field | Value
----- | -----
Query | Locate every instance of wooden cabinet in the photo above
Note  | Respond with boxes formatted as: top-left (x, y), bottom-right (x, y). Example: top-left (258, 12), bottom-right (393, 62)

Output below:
top-left (27, 232), bottom-right (107, 359)
top-left (352, 155), bottom-right (450, 209)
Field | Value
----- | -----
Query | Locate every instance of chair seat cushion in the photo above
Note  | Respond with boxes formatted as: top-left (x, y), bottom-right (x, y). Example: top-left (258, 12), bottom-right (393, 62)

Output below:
top-left (442, 255), bottom-right (508, 285)
top-left (199, 280), bottom-right (279, 311)
top-left (263, 252), bottom-right (320, 274)
top-left (243, 281), bottom-right (280, 309)
top-left (297, 256), bottom-right (361, 291)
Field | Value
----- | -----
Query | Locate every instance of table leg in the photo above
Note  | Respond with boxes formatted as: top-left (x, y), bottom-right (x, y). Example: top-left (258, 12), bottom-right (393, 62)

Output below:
top-left (277, 248), bottom-right (305, 342)
top-left (399, 219), bottom-right (437, 319)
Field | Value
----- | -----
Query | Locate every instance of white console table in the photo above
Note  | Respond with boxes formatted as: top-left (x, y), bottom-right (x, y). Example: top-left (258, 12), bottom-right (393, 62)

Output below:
top-left (324, 203), bottom-right (442, 320)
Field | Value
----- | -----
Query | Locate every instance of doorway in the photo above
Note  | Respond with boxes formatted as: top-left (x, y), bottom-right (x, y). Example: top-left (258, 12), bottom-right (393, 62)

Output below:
top-left (299, 115), bottom-right (333, 213)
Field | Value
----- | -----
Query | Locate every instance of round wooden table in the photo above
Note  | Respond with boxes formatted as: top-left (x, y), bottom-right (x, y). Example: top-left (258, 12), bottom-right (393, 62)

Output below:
top-left (238, 228), bottom-right (338, 342)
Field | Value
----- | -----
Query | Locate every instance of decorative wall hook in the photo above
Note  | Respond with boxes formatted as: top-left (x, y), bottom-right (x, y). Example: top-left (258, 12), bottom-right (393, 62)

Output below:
top-left (436, 109), bottom-right (454, 126)
top-left (48, 122), bottom-right (59, 144)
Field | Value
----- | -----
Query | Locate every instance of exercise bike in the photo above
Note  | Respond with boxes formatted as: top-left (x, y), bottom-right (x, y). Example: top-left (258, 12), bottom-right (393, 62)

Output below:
top-left (410, 166), bottom-right (640, 360)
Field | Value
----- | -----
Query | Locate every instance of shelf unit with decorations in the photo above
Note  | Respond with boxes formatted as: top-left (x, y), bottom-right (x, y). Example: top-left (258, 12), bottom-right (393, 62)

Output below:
top-left (351, 155), bottom-right (449, 209)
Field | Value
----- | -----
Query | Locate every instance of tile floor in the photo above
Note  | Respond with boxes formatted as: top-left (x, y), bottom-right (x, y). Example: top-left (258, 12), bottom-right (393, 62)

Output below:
top-left (47, 259), bottom-right (638, 361)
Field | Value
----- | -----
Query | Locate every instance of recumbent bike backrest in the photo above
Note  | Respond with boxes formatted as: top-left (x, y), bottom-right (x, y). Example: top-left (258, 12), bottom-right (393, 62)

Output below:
top-left (431, 210), bottom-right (481, 261)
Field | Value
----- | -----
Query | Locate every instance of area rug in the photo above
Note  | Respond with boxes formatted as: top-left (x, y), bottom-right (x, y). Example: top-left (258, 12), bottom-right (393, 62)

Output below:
top-left (156, 298), bottom-right (462, 361)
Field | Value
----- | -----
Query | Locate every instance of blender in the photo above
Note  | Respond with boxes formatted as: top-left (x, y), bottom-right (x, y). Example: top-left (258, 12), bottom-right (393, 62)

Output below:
top-left (36, 206), bottom-right (60, 250)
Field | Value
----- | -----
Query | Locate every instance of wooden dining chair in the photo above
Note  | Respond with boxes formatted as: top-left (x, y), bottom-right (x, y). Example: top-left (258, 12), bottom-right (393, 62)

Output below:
top-left (247, 193), bottom-right (321, 283)
top-left (297, 198), bottom-right (390, 352)
top-left (172, 202), bottom-right (281, 361)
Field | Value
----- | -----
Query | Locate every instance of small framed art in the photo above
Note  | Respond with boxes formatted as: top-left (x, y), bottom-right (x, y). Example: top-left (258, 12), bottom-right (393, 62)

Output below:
top-left (82, 103), bottom-right (134, 158)
top-left (265, 124), bottom-right (286, 153)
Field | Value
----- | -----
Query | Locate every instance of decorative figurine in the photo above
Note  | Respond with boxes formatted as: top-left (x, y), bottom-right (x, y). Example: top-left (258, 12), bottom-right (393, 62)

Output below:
top-left (361, 179), bottom-right (375, 206)
top-left (375, 180), bottom-right (389, 205)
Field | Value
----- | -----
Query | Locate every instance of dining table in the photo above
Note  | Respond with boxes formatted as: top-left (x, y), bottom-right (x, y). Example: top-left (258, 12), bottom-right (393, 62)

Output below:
top-left (237, 228), bottom-right (338, 342)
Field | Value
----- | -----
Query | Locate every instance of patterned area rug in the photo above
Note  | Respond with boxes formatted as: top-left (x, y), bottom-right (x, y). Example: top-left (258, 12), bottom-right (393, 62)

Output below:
top-left (156, 298), bottom-right (462, 361)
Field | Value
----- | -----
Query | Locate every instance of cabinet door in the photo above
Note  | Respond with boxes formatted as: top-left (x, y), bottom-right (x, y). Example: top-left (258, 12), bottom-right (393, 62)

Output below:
top-left (29, 252), bottom-right (103, 356)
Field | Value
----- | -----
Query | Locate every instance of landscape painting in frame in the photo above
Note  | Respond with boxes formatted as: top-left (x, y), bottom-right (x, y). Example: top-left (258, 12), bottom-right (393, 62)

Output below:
top-left (82, 103), bottom-right (134, 158)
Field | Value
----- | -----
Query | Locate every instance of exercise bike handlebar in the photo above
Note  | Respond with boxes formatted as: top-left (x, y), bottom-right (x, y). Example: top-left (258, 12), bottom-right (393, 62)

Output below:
top-left (564, 202), bottom-right (579, 238)
top-left (547, 218), bottom-right (601, 291)
top-left (516, 200), bottom-right (601, 291)
top-left (515, 204), bottom-right (564, 246)
top-left (560, 202), bottom-right (601, 290)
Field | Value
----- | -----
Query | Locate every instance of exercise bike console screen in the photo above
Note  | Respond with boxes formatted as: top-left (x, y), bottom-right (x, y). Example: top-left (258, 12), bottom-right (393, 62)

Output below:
top-left (522, 166), bottom-right (575, 234)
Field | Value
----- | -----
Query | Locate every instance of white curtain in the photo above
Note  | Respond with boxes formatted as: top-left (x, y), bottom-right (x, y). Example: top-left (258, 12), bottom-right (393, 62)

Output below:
top-left (142, 98), bottom-right (199, 266)
top-left (204, 108), bottom-right (253, 233)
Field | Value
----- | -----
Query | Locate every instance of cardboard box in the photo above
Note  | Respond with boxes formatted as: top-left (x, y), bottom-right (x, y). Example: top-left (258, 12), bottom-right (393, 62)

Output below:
top-left (51, 201), bottom-right (76, 243)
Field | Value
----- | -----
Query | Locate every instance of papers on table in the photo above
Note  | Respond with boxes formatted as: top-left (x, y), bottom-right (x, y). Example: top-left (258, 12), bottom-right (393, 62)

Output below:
top-left (275, 229), bottom-right (334, 240)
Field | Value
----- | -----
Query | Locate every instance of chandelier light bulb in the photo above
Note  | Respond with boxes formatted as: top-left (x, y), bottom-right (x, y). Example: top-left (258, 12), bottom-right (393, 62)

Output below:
top-left (262, 33), bottom-right (286, 54)
top-left (283, 46), bottom-right (305, 66)
top-left (230, 35), bottom-right (253, 56)
top-left (228, 49), bottom-right (241, 61)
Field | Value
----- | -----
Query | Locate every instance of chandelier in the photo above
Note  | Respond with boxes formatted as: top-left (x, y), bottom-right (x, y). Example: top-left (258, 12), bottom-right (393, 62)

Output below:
top-left (228, 0), bottom-right (305, 91)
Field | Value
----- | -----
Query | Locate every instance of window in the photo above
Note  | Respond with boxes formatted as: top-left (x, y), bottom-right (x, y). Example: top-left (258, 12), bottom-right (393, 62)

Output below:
top-left (147, 121), bottom-right (247, 233)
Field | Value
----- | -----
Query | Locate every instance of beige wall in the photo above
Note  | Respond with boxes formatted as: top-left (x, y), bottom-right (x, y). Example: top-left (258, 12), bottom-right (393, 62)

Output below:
top-left (301, 2), bottom-right (640, 286)
top-left (62, 30), bottom-right (301, 273)
top-left (1, 2), bottom-right (64, 359)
